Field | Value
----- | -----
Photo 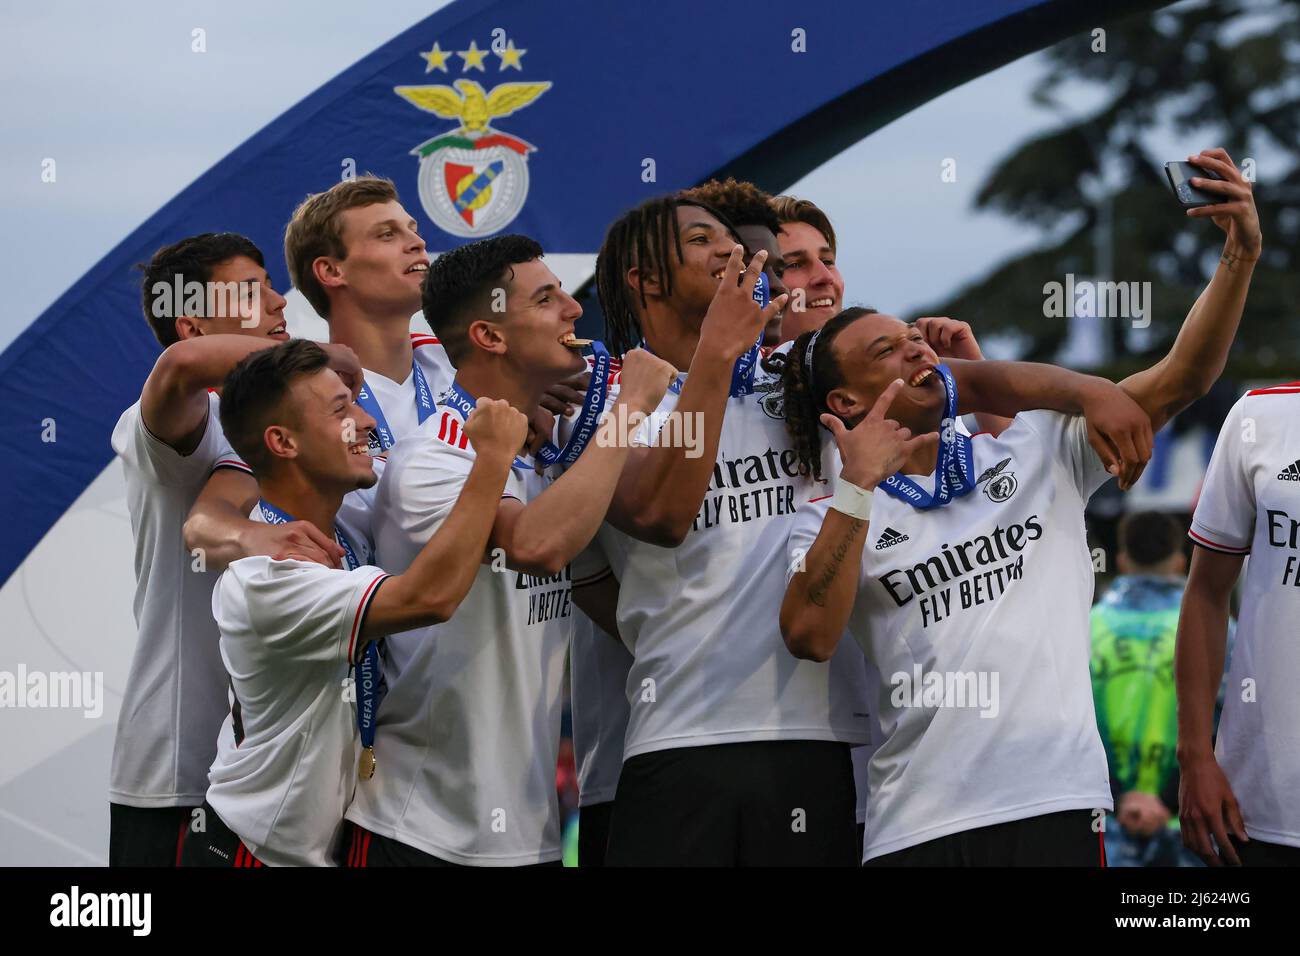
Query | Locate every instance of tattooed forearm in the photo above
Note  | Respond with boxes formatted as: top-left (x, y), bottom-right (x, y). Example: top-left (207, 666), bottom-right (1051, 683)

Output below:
top-left (807, 518), bottom-right (866, 608)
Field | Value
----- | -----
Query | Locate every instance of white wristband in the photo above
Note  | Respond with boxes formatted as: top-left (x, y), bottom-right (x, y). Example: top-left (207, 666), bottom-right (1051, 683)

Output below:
top-left (831, 476), bottom-right (873, 521)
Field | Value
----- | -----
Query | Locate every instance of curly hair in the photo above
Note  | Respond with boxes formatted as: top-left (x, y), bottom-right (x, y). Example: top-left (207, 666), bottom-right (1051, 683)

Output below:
top-left (762, 307), bottom-right (876, 481)
top-left (594, 195), bottom-right (734, 357)
top-left (680, 178), bottom-right (782, 235)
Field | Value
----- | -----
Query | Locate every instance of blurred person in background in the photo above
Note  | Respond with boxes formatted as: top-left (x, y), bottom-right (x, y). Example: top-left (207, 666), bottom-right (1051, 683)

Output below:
top-left (1090, 510), bottom-right (1233, 867)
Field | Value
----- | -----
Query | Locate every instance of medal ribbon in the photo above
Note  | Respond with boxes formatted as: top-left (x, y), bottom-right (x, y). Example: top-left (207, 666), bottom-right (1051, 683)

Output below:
top-left (439, 381), bottom-right (532, 470)
top-left (356, 358), bottom-right (437, 452)
top-left (534, 341), bottom-right (611, 468)
top-left (875, 363), bottom-right (976, 510)
top-left (257, 499), bottom-right (381, 764)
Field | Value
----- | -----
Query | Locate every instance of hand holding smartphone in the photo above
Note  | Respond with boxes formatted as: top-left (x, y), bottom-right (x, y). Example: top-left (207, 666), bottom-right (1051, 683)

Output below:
top-left (1165, 160), bottom-right (1228, 207)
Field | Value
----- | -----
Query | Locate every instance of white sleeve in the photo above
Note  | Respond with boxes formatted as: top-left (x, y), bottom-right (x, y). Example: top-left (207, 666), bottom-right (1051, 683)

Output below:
top-left (1017, 409), bottom-right (1113, 500)
top-left (785, 490), bottom-right (834, 585)
top-left (571, 536), bottom-right (613, 587)
top-left (221, 559), bottom-right (391, 664)
top-left (1189, 399), bottom-right (1254, 554)
top-left (380, 437), bottom-right (480, 559)
top-left (112, 395), bottom-right (248, 488)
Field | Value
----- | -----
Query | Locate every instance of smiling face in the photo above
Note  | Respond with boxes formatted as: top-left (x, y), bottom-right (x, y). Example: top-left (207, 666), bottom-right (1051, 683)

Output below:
top-left (177, 255), bottom-right (288, 341)
top-left (630, 205), bottom-right (750, 330)
top-left (487, 257), bottom-right (587, 381)
top-left (826, 312), bottom-right (944, 431)
top-left (778, 220), bottom-right (844, 343)
top-left (277, 367), bottom-right (379, 493)
top-left (328, 200), bottom-right (429, 315)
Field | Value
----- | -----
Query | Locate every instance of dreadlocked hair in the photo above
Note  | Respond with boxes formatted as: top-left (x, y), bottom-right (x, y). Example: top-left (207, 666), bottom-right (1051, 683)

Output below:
top-left (679, 178), bottom-right (781, 234)
top-left (595, 194), bottom-right (734, 356)
top-left (762, 307), bottom-right (877, 481)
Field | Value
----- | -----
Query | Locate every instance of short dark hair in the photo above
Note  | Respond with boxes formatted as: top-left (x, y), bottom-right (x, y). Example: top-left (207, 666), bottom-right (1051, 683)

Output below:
top-left (138, 233), bottom-right (265, 347)
top-left (219, 339), bottom-right (331, 474)
top-left (1118, 511), bottom-right (1185, 568)
top-left (594, 195), bottom-right (735, 357)
top-left (421, 235), bottom-right (544, 366)
top-left (680, 178), bottom-right (782, 235)
top-left (770, 195), bottom-right (838, 255)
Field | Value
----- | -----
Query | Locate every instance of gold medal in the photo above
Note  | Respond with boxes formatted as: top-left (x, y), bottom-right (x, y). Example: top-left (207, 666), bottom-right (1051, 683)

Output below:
top-left (359, 746), bottom-right (376, 780)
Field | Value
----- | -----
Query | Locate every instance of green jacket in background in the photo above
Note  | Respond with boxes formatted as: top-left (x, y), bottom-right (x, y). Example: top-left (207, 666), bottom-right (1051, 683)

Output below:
top-left (1090, 575), bottom-right (1234, 809)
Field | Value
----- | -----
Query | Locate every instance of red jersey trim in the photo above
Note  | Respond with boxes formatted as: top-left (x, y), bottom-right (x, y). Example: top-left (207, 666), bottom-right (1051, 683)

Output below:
top-left (212, 459), bottom-right (253, 475)
top-left (1188, 529), bottom-right (1250, 555)
top-left (348, 573), bottom-right (391, 663)
top-left (1246, 383), bottom-right (1300, 396)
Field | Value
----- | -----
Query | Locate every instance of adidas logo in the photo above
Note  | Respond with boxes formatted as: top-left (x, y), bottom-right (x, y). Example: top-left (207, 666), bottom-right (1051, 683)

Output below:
top-left (875, 527), bottom-right (909, 550)
top-left (1279, 460), bottom-right (1300, 481)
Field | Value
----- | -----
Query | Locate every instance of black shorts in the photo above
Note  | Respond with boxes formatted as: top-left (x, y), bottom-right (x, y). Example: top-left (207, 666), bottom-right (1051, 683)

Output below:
top-left (579, 801), bottom-right (615, 867)
top-left (606, 739), bottom-right (858, 867)
top-left (1230, 835), bottom-right (1300, 866)
top-left (344, 824), bottom-right (563, 867)
top-left (865, 809), bottom-right (1106, 867)
top-left (178, 802), bottom-right (263, 867)
top-left (108, 803), bottom-right (194, 867)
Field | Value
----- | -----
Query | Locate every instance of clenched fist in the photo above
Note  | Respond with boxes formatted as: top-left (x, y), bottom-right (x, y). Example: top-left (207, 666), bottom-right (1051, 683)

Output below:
top-left (614, 348), bottom-right (677, 416)
top-left (464, 398), bottom-right (529, 464)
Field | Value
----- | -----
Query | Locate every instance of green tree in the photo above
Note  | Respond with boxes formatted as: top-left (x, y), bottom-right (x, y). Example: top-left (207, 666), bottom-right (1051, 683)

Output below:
top-left (924, 0), bottom-right (1300, 377)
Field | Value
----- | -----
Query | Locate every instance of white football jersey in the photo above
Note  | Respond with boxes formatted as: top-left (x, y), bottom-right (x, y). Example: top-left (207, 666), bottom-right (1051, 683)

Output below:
top-left (206, 499), bottom-right (386, 867)
top-left (788, 410), bottom-right (1115, 861)
top-left (570, 614), bottom-right (631, 806)
top-left (346, 403), bottom-right (573, 865)
top-left (357, 333), bottom-right (455, 450)
top-left (109, 392), bottom-right (251, 807)
top-left (599, 358), bottom-right (871, 761)
top-left (1189, 383), bottom-right (1300, 849)
top-left (568, 540), bottom-right (632, 807)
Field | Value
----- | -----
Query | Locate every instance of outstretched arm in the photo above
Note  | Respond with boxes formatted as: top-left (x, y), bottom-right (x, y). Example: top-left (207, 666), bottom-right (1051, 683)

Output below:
top-left (1119, 148), bottom-right (1261, 433)
top-left (952, 359), bottom-right (1153, 489)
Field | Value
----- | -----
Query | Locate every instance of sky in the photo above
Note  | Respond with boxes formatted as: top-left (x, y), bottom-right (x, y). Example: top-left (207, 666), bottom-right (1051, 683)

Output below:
top-left (0, 0), bottom-right (1098, 357)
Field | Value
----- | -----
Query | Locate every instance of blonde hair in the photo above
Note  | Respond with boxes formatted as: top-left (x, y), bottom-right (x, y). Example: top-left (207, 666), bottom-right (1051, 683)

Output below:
top-left (283, 176), bottom-right (399, 318)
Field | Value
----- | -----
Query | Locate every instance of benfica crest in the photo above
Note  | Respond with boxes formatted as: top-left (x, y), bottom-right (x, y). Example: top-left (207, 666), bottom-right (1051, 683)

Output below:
top-left (395, 75), bottom-right (550, 237)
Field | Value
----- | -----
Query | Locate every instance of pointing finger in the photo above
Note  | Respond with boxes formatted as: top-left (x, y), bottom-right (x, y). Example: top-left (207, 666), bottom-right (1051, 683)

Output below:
top-left (869, 379), bottom-right (905, 421)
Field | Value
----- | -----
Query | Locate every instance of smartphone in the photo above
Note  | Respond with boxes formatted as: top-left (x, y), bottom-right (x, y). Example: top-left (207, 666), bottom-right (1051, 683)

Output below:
top-left (1164, 161), bottom-right (1226, 208)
